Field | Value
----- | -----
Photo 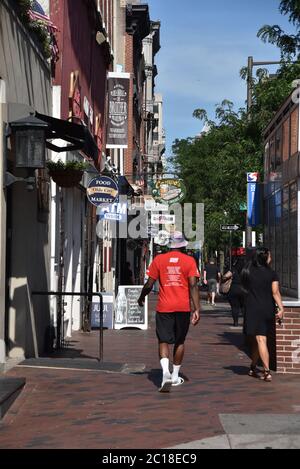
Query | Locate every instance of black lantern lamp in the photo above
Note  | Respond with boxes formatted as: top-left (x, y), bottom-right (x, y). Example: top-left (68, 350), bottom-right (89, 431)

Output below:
top-left (10, 113), bottom-right (49, 169)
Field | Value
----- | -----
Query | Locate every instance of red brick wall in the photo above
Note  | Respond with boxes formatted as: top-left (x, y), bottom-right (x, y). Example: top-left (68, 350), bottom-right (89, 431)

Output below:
top-left (276, 308), bottom-right (300, 373)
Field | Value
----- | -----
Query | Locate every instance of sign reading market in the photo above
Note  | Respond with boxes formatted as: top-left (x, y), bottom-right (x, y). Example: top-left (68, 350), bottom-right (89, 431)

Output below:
top-left (152, 178), bottom-right (186, 205)
top-left (87, 176), bottom-right (119, 207)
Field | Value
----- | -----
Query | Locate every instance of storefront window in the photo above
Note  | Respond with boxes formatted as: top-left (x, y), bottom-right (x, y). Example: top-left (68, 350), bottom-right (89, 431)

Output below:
top-left (290, 107), bottom-right (299, 157)
top-left (282, 118), bottom-right (290, 162)
top-left (289, 182), bottom-right (298, 289)
top-left (264, 141), bottom-right (270, 176)
top-left (268, 183), bottom-right (298, 293)
top-left (269, 134), bottom-right (275, 172)
top-left (275, 127), bottom-right (282, 168)
top-left (275, 190), bottom-right (282, 221)
top-left (290, 181), bottom-right (297, 212)
top-left (274, 191), bottom-right (282, 277)
top-left (282, 186), bottom-right (289, 217)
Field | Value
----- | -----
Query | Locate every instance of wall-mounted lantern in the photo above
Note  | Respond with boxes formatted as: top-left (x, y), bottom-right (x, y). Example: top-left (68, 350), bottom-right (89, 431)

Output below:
top-left (10, 113), bottom-right (49, 169)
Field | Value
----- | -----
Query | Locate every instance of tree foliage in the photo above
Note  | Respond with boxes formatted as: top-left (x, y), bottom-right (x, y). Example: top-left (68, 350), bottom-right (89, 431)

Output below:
top-left (172, 1), bottom-right (300, 257)
top-left (257, 0), bottom-right (300, 58)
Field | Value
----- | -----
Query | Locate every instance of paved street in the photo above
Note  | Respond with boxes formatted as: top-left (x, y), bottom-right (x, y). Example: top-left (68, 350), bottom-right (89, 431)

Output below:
top-left (1, 294), bottom-right (300, 449)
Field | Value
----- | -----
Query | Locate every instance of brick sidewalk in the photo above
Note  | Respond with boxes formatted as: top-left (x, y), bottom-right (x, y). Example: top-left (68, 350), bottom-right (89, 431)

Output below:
top-left (1, 294), bottom-right (300, 449)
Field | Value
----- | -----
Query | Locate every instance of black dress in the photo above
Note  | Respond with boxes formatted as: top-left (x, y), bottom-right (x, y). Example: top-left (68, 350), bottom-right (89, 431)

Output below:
top-left (243, 266), bottom-right (278, 336)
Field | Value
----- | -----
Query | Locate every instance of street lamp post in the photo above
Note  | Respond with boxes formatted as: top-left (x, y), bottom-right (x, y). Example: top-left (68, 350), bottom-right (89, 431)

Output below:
top-left (246, 57), bottom-right (282, 247)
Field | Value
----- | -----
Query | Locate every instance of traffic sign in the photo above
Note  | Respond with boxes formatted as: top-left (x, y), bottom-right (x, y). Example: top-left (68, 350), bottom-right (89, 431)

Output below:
top-left (220, 224), bottom-right (241, 231)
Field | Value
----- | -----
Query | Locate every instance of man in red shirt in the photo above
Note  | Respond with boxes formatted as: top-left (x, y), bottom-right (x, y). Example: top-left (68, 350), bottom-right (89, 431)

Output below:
top-left (138, 232), bottom-right (201, 392)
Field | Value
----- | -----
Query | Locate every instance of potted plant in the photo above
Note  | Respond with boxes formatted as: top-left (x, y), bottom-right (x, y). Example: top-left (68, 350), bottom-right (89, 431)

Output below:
top-left (46, 159), bottom-right (88, 188)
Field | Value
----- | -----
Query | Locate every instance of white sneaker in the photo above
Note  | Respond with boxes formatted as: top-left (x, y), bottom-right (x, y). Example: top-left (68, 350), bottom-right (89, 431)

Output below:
top-left (171, 376), bottom-right (184, 386)
top-left (159, 372), bottom-right (172, 392)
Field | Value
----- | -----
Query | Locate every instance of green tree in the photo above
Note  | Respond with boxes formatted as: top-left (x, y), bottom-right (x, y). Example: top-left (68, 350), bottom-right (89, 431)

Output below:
top-left (172, 101), bottom-right (262, 256)
top-left (258, 0), bottom-right (300, 58)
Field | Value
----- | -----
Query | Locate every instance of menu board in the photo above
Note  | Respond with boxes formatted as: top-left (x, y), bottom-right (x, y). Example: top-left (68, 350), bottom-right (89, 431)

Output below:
top-left (114, 286), bottom-right (148, 330)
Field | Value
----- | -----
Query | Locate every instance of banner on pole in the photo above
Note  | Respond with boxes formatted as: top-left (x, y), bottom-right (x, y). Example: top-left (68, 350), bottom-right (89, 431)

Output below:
top-left (247, 181), bottom-right (261, 226)
top-left (106, 72), bottom-right (130, 149)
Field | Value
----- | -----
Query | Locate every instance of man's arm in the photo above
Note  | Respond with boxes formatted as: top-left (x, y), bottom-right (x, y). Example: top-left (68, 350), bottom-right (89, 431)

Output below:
top-left (138, 277), bottom-right (156, 307)
top-left (203, 269), bottom-right (207, 284)
top-left (189, 277), bottom-right (201, 325)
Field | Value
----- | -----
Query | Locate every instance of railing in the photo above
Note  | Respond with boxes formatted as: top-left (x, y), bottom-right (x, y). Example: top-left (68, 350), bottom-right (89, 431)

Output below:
top-left (32, 291), bottom-right (104, 361)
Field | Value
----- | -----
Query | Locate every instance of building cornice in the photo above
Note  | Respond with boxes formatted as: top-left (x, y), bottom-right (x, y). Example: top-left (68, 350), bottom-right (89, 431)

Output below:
top-left (126, 4), bottom-right (150, 42)
top-left (151, 21), bottom-right (161, 55)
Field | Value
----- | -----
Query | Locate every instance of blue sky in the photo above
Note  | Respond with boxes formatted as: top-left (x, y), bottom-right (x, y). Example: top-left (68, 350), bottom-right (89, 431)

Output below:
top-left (146, 0), bottom-right (294, 155)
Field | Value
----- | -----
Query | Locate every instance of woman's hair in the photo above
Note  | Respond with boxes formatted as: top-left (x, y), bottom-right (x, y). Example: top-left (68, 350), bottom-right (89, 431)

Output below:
top-left (241, 247), bottom-right (270, 293)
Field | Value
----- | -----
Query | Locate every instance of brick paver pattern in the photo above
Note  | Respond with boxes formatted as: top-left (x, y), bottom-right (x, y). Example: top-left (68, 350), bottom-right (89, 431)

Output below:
top-left (1, 295), bottom-right (300, 449)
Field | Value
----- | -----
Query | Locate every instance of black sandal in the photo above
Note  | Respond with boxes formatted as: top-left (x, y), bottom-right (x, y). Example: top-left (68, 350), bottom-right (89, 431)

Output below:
top-left (260, 369), bottom-right (272, 382)
top-left (248, 364), bottom-right (259, 378)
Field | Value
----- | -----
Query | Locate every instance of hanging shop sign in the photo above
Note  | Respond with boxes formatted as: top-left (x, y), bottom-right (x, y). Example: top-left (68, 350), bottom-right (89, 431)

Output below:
top-left (106, 72), bottom-right (130, 149)
top-left (97, 202), bottom-right (127, 222)
top-left (151, 178), bottom-right (186, 204)
top-left (144, 196), bottom-right (169, 211)
top-left (87, 176), bottom-right (118, 207)
top-left (151, 214), bottom-right (175, 225)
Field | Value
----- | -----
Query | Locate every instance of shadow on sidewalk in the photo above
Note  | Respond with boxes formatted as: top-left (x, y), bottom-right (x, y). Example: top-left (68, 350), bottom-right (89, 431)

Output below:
top-left (41, 340), bottom-right (97, 360)
top-left (223, 365), bottom-right (250, 376)
top-left (146, 369), bottom-right (190, 389)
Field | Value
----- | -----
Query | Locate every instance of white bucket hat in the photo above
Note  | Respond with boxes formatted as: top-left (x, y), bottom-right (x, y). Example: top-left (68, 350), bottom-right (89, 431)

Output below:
top-left (168, 231), bottom-right (188, 249)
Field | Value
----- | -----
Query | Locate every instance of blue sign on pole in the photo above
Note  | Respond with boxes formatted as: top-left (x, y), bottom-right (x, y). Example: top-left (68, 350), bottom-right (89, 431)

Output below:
top-left (97, 202), bottom-right (127, 223)
top-left (86, 176), bottom-right (119, 207)
top-left (247, 182), bottom-right (261, 226)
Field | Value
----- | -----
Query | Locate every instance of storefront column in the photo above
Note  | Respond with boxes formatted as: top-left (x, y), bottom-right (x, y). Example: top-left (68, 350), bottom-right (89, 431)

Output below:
top-left (0, 100), bottom-right (7, 365)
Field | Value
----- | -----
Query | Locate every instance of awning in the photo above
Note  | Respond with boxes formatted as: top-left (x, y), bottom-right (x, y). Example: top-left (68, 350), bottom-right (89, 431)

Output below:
top-left (36, 112), bottom-right (99, 162)
top-left (117, 176), bottom-right (135, 196)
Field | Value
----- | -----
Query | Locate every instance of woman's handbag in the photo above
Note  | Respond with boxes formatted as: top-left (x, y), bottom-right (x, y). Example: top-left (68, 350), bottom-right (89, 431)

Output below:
top-left (220, 271), bottom-right (233, 294)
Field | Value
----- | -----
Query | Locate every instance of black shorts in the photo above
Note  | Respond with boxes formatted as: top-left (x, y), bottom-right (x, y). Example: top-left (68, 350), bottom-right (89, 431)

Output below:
top-left (156, 312), bottom-right (191, 345)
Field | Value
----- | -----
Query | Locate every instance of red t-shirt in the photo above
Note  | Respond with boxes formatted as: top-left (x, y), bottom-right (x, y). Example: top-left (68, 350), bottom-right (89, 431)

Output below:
top-left (147, 251), bottom-right (200, 313)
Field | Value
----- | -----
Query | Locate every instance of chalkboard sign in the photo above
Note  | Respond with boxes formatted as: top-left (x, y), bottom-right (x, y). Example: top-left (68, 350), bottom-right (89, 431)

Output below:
top-left (91, 293), bottom-right (114, 329)
top-left (114, 286), bottom-right (148, 330)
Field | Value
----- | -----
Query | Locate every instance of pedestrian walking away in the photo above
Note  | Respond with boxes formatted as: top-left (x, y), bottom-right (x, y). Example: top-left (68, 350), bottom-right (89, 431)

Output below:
top-left (203, 258), bottom-right (220, 306)
top-left (223, 257), bottom-right (245, 327)
top-left (138, 231), bottom-right (201, 392)
top-left (241, 247), bottom-right (284, 382)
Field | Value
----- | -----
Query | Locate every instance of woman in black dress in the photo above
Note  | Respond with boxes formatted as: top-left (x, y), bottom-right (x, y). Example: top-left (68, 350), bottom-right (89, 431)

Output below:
top-left (241, 247), bottom-right (284, 381)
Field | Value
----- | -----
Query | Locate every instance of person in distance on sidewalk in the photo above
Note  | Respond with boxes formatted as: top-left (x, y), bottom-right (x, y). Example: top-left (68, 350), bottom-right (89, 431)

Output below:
top-left (138, 232), bottom-right (201, 392)
top-left (203, 258), bottom-right (220, 306)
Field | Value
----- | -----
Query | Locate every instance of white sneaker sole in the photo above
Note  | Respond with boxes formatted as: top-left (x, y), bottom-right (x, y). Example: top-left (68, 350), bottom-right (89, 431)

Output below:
top-left (171, 377), bottom-right (184, 386)
top-left (159, 380), bottom-right (172, 392)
